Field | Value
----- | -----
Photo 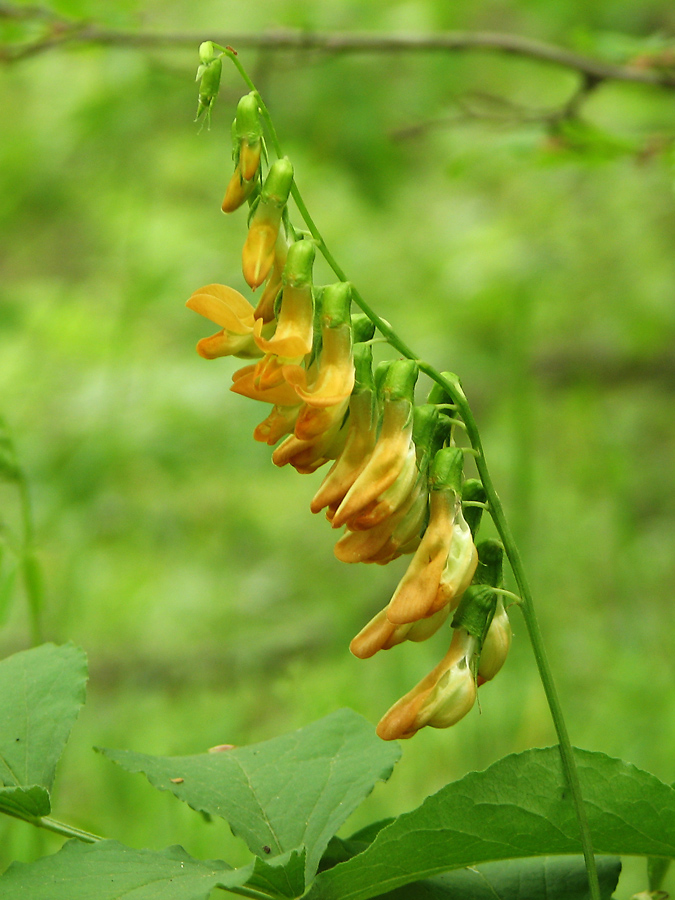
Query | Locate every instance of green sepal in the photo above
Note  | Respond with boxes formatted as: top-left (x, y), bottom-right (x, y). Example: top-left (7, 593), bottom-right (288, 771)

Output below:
top-left (462, 478), bottom-right (487, 537)
top-left (382, 359), bottom-right (418, 403)
top-left (234, 93), bottom-right (263, 143)
top-left (262, 158), bottom-right (294, 206)
top-left (429, 446), bottom-right (464, 493)
top-left (427, 371), bottom-right (456, 406)
top-left (452, 584), bottom-right (497, 648)
top-left (353, 344), bottom-right (375, 394)
top-left (283, 240), bottom-right (315, 288)
top-left (195, 57), bottom-right (222, 121)
top-left (374, 359), bottom-right (395, 397)
top-left (474, 539), bottom-right (504, 588)
top-left (413, 405), bottom-right (447, 474)
top-left (351, 313), bottom-right (375, 344)
top-left (321, 283), bottom-right (352, 327)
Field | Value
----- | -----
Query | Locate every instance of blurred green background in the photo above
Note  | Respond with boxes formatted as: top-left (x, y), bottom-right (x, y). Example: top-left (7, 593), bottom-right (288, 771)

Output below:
top-left (1, 0), bottom-right (675, 895)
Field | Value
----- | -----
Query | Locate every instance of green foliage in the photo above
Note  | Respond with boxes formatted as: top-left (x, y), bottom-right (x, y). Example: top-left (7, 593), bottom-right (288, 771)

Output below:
top-left (98, 708), bottom-right (401, 881)
top-left (0, 643), bottom-right (86, 819)
top-left (306, 747), bottom-right (675, 899)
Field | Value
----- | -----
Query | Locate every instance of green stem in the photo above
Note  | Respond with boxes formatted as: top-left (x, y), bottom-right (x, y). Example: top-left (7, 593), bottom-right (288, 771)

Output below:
top-left (221, 53), bottom-right (601, 900)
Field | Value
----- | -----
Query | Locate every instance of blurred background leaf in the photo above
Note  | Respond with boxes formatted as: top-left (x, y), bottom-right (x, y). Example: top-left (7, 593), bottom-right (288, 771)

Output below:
top-left (1, 1), bottom-right (674, 897)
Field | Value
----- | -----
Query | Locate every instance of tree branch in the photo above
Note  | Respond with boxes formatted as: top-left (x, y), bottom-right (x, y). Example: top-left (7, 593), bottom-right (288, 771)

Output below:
top-left (2, 7), bottom-right (675, 91)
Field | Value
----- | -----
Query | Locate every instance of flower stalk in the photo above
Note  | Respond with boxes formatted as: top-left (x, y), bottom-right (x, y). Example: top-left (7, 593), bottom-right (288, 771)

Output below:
top-left (195, 48), bottom-right (602, 900)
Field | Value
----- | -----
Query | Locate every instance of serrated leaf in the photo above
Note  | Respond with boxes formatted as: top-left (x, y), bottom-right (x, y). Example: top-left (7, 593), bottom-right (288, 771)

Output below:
top-left (307, 746), bottom-right (675, 900)
top-left (0, 840), bottom-right (305, 900)
top-left (378, 855), bottom-right (620, 899)
top-left (98, 708), bottom-right (400, 881)
top-left (0, 784), bottom-right (50, 818)
top-left (0, 643), bottom-right (87, 796)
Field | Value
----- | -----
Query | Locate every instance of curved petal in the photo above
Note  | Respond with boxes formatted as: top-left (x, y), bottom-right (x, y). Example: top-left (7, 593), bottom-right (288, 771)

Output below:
top-left (186, 284), bottom-right (255, 332)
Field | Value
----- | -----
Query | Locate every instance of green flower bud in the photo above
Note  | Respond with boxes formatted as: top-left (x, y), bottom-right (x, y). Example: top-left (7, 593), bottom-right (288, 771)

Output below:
top-left (195, 57), bottom-right (222, 123)
top-left (198, 41), bottom-right (216, 65)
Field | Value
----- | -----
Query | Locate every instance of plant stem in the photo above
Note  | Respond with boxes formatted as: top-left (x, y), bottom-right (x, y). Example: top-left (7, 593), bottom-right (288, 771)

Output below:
top-left (221, 53), bottom-right (601, 900)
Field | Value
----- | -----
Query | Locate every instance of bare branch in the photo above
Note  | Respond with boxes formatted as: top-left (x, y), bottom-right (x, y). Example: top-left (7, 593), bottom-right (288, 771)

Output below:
top-left (1, 11), bottom-right (675, 91)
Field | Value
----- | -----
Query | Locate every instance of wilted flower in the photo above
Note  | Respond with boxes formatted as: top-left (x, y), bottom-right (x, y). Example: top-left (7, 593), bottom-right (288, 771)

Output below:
top-left (385, 447), bottom-right (477, 626)
top-left (376, 628), bottom-right (477, 740)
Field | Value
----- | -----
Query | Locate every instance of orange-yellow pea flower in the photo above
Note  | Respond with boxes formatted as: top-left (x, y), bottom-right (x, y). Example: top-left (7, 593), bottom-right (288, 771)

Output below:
top-left (271, 403), bottom-right (349, 473)
top-left (186, 283), bottom-right (264, 360)
top-left (222, 93), bottom-right (263, 213)
top-left (383, 448), bottom-right (476, 626)
top-left (330, 360), bottom-right (418, 530)
top-left (350, 604), bottom-right (450, 660)
top-left (376, 628), bottom-right (477, 741)
top-left (253, 403), bottom-right (302, 445)
top-left (230, 364), bottom-right (301, 406)
top-left (242, 159), bottom-right (293, 289)
top-left (253, 240), bottom-right (315, 359)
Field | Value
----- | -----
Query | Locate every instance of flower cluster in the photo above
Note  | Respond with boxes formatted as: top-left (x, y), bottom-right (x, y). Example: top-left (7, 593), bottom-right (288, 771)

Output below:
top-left (187, 91), bottom-right (512, 740)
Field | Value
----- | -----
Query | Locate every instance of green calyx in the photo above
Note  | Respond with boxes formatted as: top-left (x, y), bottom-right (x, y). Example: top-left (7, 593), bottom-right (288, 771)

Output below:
top-left (429, 446), bottom-right (464, 494)
top-left (474, 539), bottom-right (504, 588)
top-left (262, 158), bottom-right (294, 206)
top-left (382, 359), bottom-right (419, 403)
top-left (462, 478), bottom-right (487, 537)
top-left (451, 584), bottom-right (497, 648)
top-left (427, 371), bottom-right (455, 406)
top-left (234, 93), bottom-right (263, 143)
top-left (198, 41), bottom-right (216, 65)
top-left (321, 282), bottom-right (352, 327)
top-left (353, 344), bottom-right (375, 394)
top-left (413, 405), bottom-right (447, 472)
top-left (283, 239), bottom-right (315, 288)
top-left (351, 313), bottom-right (375, 344)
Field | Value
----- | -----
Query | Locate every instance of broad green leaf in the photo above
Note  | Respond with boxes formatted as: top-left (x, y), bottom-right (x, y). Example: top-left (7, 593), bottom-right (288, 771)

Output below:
top-left (0, 643), bottom-right (87, 814)
top-left (99, 708), bottom-right (400, 881)
top-left (0, 784), bottom-right (50, 818)
top-left (371, 856), bottom-right (620, 900)
top-left (307, 747), bottom-right (675, 900)
top-left (0, 839), bottom-right (305, 900)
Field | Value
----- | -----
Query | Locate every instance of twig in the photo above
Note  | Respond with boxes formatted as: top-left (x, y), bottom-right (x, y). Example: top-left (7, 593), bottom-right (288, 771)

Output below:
top-left (2, 10), bottom-right (675, 91)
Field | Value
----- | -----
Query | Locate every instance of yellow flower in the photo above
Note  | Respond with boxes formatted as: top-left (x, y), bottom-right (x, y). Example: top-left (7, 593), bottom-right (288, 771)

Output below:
top-left (385, 449), bottom-right (477, 626)
top-left (376, 629), bottom-right (477, 741)
top-left (330, 360), bottom-right (418, 530)
top-left (242, 159), bottom-right (293, 289)
top-left (186, 283), bottom-right (265, 359)
top-left (253, 240), bottom-right (315, 358)
top-left (350, 603), bottom-right (450, 660)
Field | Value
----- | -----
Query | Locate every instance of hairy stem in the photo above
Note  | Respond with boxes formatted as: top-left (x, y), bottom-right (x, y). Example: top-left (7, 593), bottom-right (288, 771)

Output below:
top-left (221, 52), bottom-right (602, 900)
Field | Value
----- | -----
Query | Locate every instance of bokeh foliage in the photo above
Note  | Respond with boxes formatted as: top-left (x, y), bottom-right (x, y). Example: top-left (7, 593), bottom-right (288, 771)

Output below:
top-left (1, 0), bottom-right (675, 895)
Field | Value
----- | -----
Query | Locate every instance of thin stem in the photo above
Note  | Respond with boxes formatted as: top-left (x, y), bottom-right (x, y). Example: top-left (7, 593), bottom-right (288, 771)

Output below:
top-left (38, 816), bottom-right (102, 843)
top-left (222, 54), bottom-right (601, 900)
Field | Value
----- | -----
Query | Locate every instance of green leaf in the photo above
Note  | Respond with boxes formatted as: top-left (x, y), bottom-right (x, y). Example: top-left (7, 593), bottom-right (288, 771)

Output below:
top-left (307, 746), bottom-right (675, 900)
top-left (0, 643), bottom-right (87, 807)
top-left (0, 784), bottom-right (50, 819)
top-left (98, 708), bottom-right (400, 881)
top-left (0, 839), bottom-right (306, 900)
top-left (377, 856), bottom-right (621, 899)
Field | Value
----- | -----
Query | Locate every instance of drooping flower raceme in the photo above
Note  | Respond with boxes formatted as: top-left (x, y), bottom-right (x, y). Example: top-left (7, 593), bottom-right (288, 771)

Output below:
top-left (186, 86), bottom-right (513, 740)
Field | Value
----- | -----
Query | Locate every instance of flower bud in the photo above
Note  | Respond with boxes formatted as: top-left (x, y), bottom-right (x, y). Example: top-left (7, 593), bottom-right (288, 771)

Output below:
top-left (477, 597), bottom-right (511, 683)
top-left (195, 56), bottom-right (222, 123)
top-left (242, 158), bottom-right (293, 289)
top-left (222, 94), bottom-right (264, 213)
